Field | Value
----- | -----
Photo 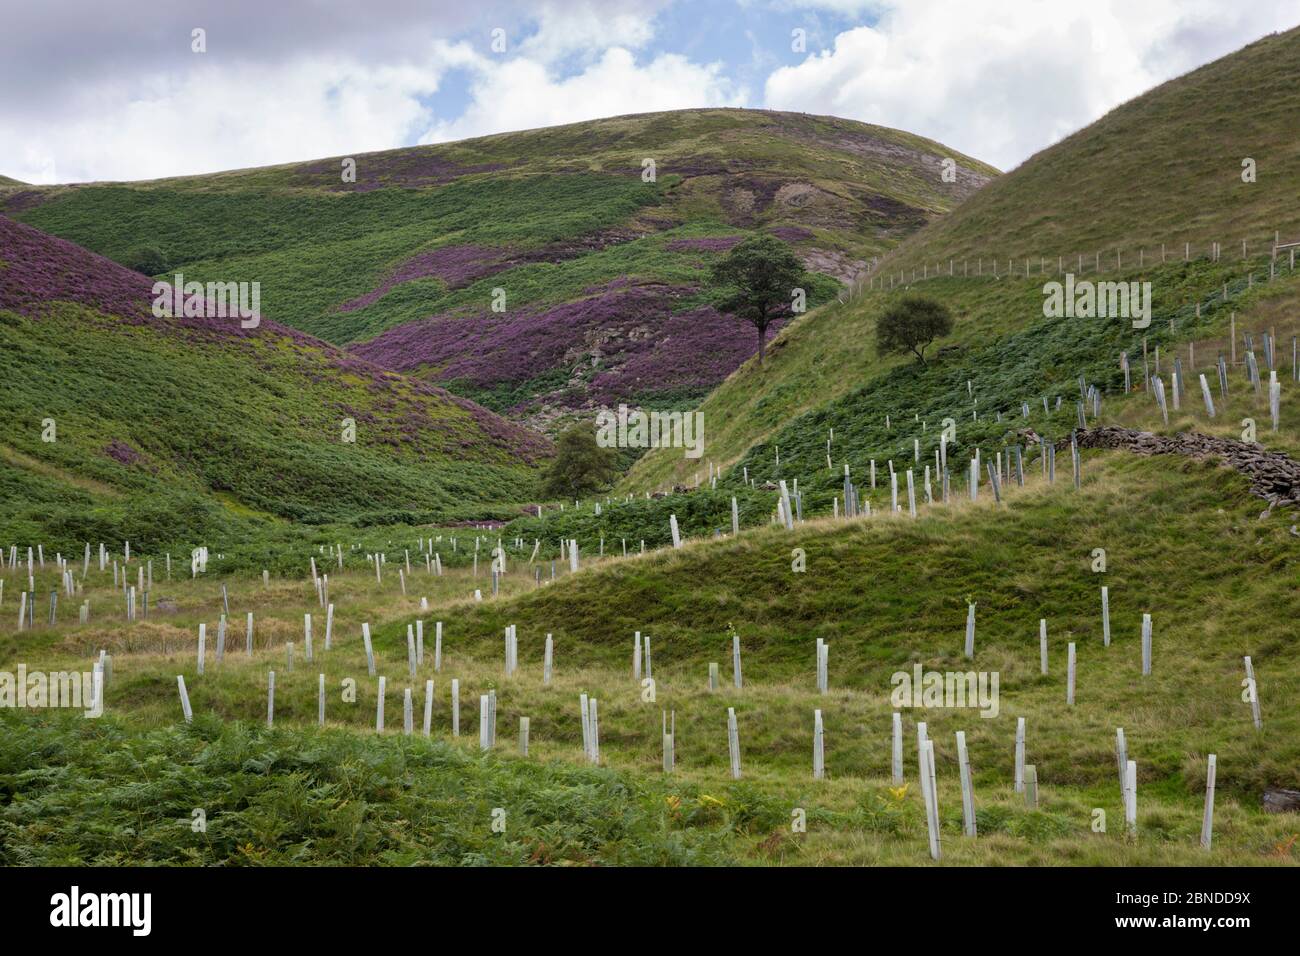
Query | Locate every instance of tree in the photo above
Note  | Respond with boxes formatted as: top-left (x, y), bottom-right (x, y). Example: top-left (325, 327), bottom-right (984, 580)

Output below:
top-left (541, 425), bottom-right (619, 500)
top-left (710, 235), bottom-right (807, 366)
top-left (875, 296), bottom-right (953, 364)
top-left (124, 245), bottom-right (169, 276)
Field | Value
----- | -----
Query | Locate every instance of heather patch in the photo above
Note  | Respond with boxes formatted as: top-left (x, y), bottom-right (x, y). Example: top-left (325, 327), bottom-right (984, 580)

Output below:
top-left (336, 245), bottom-right (499, 311)
top-left (103, 439), bottom-right (142, 465)
top-left (720, 176), bottom-right (787, 226)
top-left (350, 278), bottom-right (786, 412)
top-left (658, 155), bottom-right (760, 179)
top-left (1, 190), bottom-right (49, 214)
top-left (665, 236), bottom-right (743, 252)
top-left (293, 151), bottom-right (508, 192)
top-left (0, 216), bottom-right (550, 492)
top-left (769, 225), bottom-right (815, 242)
top-left (337, 230), bottom-right (648, 314)
top-left (589, 305), bottom-right (782, 405)
top-left (0, 214), bottom-right (154, 320)
top-left (349, 281), bottom-right (690, 385)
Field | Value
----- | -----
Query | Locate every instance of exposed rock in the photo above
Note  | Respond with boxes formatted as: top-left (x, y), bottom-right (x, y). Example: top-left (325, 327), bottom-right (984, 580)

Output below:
top-left (1263, 788), bottom-right (1300, 813)
top-left (1072, 425), bottom-right (1300, 515)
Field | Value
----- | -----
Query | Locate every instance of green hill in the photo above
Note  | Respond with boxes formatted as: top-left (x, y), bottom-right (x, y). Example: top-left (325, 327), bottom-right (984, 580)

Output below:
top-left (1, 109), bottom-right (996, 425)
top-left (0, 216), bottom-right (548, 555)
top-left (3, 437), bottom-right (1296, 865)
top-left (4, 35), bottom-right (1299, 870)
top-left (877, 27), bottom-right (1300, 277)
top-left (624, 28), bottom-right (1300, 492)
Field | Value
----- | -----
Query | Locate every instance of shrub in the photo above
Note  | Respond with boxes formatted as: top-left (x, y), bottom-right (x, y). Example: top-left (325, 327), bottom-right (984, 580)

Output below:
top-left (876, 296), bottom-right (953, 364)
top-left (540, 426), bottom-right (619, 500)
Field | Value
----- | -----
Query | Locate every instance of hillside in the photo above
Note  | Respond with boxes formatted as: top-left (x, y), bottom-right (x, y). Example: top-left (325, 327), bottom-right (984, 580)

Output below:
top-left (3, 438), bottom-right (1296, 865)
top-left (876, 27), bottom-right (1300, 276)
top-left (4, 23), bottom-right (1299, 876)
top-left (0, 109), bottom-right (997, 426)
top-left (624, 28), bottom-right (1300, 492)
top-left (0, 175), bottom-right (24, 186)
top-left (0, 216), bottom-right (548, 554)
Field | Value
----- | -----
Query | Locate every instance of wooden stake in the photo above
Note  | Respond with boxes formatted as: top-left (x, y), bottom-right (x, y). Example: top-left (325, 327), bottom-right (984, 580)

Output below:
top-left (813, 709), bottom-right (825, 780)
top-left (176, 675), bottom-right (192, 723)
top-left (1014, 717), bottom-right (1026, 792)
top-left (1067, 642), bottom-right (1076, 705)
top-left (422, 680), bottom-right (434, 737)
top-left (956, 730), bottom-right (976, 837)
top-left (1200, 754), bottom-right (1217, 850)
top-left (892, 712), bottom-right (904, 785)
top-left (727, 707), bottom-right (741, 779)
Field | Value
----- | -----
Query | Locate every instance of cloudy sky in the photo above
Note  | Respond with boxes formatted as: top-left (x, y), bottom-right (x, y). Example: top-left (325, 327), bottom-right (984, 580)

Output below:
top-left (3, 0), bottom-right (1296, 184)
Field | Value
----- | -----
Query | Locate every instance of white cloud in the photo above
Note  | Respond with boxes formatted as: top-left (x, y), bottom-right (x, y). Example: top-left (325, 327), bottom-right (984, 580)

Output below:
top-left (0, 0), bottom-right (718, 184)
top-left (764, 0), bottom-right (1299, 170)
top-left (514, 0), bottom-right (666, 64)
top-left (420, 47), bottom-right (748, 144)
top-left (5, 0), bottom-right (1296, 184)
top-left (2, 44), bottom-right (480, 184)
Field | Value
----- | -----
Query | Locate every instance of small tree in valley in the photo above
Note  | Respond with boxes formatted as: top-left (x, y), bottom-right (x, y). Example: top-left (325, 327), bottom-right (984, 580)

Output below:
top-left (541, 425), bottom-right (619, 499)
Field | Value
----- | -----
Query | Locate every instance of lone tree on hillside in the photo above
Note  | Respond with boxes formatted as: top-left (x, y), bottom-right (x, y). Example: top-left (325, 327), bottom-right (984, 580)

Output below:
top-left (710, 235), bottom-right (807, 366)
top-left (541, 425), bottom-right (619, 499)
top-left (124, 245), bottom-right (169, 276)
top-left (876, 296), bottom-right (953, 365)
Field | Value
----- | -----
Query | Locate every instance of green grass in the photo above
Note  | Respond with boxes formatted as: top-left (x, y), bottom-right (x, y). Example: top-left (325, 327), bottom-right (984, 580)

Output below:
top-left (625, 251), bottom-right (1300, 493)
top-left (723, 263), bottom-right (1300, 512)
top-left (5, 108), bottom-right (997, 417)
top-left (0, 300), bottom-right (543, 555)
top-left (877, 27), bottom-right (1300, 277)
top-left (2, 445), bottom-right (1297, 866)
top-left (4, 62), bottom-right (1299, 868)
top-left (624, 29), bottom-right (1300, 492)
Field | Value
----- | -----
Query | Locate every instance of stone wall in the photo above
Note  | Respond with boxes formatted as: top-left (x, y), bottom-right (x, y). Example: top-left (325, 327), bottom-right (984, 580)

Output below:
top-left (1072, 425), bottom-right (1300, 514)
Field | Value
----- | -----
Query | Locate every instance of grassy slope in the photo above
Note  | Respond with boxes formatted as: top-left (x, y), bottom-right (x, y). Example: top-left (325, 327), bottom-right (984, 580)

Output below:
top-left (3, 444), bottom-right (1296, 865)
top-left (624, 27), bottom-right (1300, 492)
top-left (878, 26), bottom-right (1300, 275)
top-left (0, 220), bottom-right (547, 554)
top-left (724, 265), bottom-right (1300, 511)
top-left (2, 109), bottom-right (997, 417)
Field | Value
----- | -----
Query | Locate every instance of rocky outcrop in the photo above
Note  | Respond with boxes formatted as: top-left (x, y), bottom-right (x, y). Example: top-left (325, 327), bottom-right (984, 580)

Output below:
top-left (1263, 788), bottom-right (1300, 813)
top-left (1073, 425), bottom-right (1300, 514)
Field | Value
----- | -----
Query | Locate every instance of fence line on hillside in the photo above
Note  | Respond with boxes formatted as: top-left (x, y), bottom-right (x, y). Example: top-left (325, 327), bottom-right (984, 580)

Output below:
top-left (842, 231), bottom-right (1300, 302)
